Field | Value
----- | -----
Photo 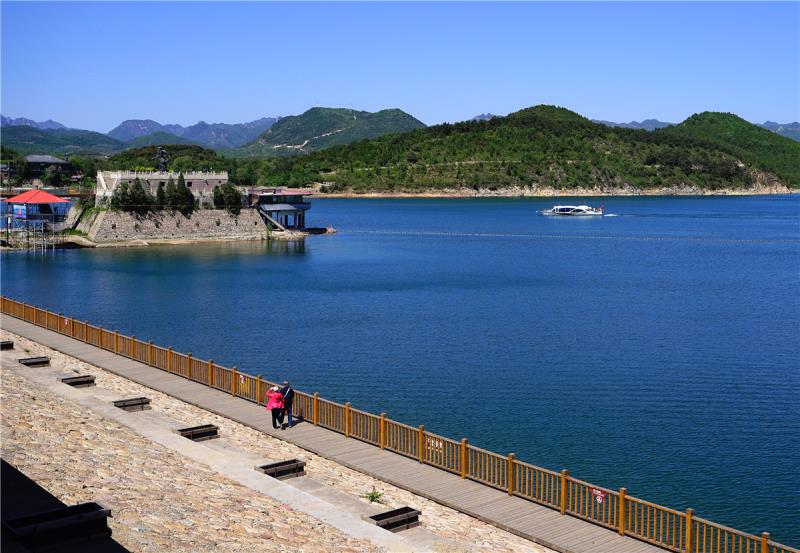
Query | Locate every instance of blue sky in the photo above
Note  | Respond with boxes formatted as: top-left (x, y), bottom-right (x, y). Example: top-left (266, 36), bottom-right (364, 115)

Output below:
top-left (1, 1), bottom-right (798, 132)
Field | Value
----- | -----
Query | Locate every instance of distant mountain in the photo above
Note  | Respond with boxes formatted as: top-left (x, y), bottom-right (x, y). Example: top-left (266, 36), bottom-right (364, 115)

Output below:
top-left (234, 107), bottom-right (426, 157)
top-left (661, 112), bottom-right (800, 185)
top-left (257, 105), bottom-right (799, 192)
top-left (759, 121), bottom-right (800, 142)
top-left (124, 132), bottom-right (198, 149)
top-left (471, 113), bottom-right (497, 121)
top-left (179, 118), bottom-right (278, 149)
top-left (1, 115), bottom-right (67, 130)
top-left (107, 119), bottom-right (166, 142)
top-left (107, 117), bottom-right (278, 148)
top-left (1, 125), bottom-right (124, 156)
top-left (593, 119), bottom-right (674, 131)
top-left (594, 117), bottom-right (800, 141)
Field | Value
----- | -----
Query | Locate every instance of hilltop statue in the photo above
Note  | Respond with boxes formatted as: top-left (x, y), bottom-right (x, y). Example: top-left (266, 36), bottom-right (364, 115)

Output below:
top-left (154, 147), bottom-right (170, 172)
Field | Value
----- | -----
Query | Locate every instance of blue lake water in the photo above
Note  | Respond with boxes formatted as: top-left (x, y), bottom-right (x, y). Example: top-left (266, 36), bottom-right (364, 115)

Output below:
top-left (2, 195), bottom-right (799, 545)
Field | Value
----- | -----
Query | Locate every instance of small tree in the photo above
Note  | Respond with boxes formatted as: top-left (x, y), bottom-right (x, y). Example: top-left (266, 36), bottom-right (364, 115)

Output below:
top-left (176, 172), bottom-right (194, 215)
top-left (42, 164), bottom-right (64, 186)
top-left (14, 156), bottom-right (30, 181)
top-left (128, 177), bottom-right (153, 214)
top-left (165, 176), bottom-right (177, 210)
top-left (110, 181), bottom-right (130, 210)
top-left (212, 185), bottom-right (224, 208)
top-left (221, 183), bottom-right (242, 214)
top-left (156, 182), bottom-right (165, 209)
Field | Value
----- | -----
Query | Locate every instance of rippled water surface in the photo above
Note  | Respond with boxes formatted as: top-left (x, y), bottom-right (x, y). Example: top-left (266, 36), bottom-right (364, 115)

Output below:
top-left (2, 195), bottom-right (799, 544)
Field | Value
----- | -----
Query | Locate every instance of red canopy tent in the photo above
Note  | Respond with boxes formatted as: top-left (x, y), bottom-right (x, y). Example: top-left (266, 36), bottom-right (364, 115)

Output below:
top-left (4, 190), bottom-right (70, 204)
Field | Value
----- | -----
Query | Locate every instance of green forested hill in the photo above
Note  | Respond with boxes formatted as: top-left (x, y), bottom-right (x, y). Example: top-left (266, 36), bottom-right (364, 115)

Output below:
top-left (659, 112), bottom-right (800, 185)
top-left (252, 106), bottom-right (799, 192)
top-left (20, 106), bottom-right (794, 195)
top-left (231, 107), bottom-right (426, 157)
top-left (1, 125), bottom-right (124, 155)
top-left (124, 132), bottom-right (198, 149)
top-left (107, 145), bottom-right (225, 171)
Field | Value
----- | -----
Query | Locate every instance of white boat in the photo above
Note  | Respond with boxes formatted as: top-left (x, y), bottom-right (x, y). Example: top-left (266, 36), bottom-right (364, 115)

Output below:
top-left (540, 205), bottom-right (604, 216)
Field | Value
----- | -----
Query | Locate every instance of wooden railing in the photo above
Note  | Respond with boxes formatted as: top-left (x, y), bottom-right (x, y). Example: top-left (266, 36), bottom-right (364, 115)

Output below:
top-left (1, 295), bottom-right (796, 553)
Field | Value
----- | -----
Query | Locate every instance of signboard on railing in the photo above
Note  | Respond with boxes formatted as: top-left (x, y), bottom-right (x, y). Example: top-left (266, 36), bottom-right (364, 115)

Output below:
top-left (592, 488), bottom-right (606, 504)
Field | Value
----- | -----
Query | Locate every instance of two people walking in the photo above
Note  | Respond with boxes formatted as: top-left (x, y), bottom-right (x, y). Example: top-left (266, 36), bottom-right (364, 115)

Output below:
top-left (266, 380), bottom-right (295, 430)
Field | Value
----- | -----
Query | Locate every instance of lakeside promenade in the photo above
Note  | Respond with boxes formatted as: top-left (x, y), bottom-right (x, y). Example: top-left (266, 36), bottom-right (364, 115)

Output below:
top-left (2, 327), bottom-right (556, 552)
top-left (1, 316), bottom-right (664, 553)
top-left (1, 298), bottom-right (797, 553)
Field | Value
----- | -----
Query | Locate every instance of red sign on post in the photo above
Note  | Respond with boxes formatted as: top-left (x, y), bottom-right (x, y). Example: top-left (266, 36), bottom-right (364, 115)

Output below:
top-left (591, 488), bottom-right (606, 504)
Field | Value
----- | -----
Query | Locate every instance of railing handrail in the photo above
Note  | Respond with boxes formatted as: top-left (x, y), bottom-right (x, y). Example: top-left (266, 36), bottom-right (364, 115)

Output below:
top-left (568, 477), bottom-right (619, 496)
top-left (693, 514), bottom-right (770, 537)
top-left (349, 405), bottom-right (379, 417)
top-left (514, 458), bottom-right (561, 478)
top-left (464, 442), bottom-right (505, 457)
top-left (626, 494), bottom-right (686, 516)
top-left (1, 295), bottom-right (796, 553)
top-left (384, 418), bottom-right (418, 432)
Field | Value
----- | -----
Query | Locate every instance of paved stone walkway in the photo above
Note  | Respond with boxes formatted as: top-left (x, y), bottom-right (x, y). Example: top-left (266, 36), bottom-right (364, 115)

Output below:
top-left (1, 316), bottom-right (665, 553)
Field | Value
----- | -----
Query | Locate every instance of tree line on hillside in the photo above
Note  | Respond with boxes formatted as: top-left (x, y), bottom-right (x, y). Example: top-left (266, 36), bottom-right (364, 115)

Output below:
top-left (109, 173), bottom-right (242, 215)
top-left (6, 108), bottom-right (798, 193)
top-left (99, 110), bottom-right (799, 192)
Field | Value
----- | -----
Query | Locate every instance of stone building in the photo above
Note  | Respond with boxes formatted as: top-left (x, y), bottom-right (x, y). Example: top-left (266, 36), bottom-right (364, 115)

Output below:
top-left (95, 170), bottom-right (228, 205)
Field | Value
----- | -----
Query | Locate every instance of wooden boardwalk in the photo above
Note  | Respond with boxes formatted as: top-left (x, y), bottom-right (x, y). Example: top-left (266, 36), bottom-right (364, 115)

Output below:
top-left (2, 316), bottom-right (665, 553)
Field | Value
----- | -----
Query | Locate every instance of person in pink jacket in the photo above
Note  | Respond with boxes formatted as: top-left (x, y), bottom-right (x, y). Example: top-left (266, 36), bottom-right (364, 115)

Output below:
top-left (266, 386), bottom-right (285, 429)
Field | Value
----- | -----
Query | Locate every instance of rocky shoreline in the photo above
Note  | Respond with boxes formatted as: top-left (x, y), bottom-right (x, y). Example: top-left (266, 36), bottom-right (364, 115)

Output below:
top-left (315, 182), bottom-right (794, 198)
top-left (1, 329), bottom-right (553, 553)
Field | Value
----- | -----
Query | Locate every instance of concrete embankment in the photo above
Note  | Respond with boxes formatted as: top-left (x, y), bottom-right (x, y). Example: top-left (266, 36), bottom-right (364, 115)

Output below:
top-left (0, 328), bottom-right (553, 553)
top-left (73, 208), bottom-right (306, 247)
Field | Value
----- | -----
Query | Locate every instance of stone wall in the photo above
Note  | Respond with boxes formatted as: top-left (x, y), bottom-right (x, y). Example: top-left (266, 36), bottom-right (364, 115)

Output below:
top-left (77, 208), bottom-right (267, 243)
top-left (95, 171), bottom-right (229, 205)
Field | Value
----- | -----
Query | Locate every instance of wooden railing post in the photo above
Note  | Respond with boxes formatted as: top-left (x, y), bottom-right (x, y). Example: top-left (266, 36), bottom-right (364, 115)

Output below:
top-left (345, 402), bottom-right (351, 437)
top-left (460, 438), bottom-right (468, 478)
top-left (560, 469), bottom-right (569, 514)
top-left (379, 413), bottom-right (386, 449)
top-left (167, 348), bottom-right (173, 372)
top-left (114, 331), bottom-right (119, 353)
top-left (418, 425), bottom-right (425, 463)
top-left (231, 367), bottom-right (238, 395)
top-left (208, 360), bottom-right (214, 387)
top-left (130, 336), bottom-right (136, 358)
top-left (186, 353), bottom-right (192, 380)
top-left (313, 393), bottom-right (319, 425)
top-left (148, 341), bottom-right (153, 365)
top-left (257, 375), bottom-right (262, 404)
top-left (507, 453), bottom-right (516, 496)
top-left (760, 532), bottom-right (770, 553)
top-left (685, 508), bottom-right (694, 553)
top-left (44, 309), bottom-right (49, 329)
top-left (84, 321), bottom-right (88, 342)
top-left (618, 487), bottom-right (627, 536)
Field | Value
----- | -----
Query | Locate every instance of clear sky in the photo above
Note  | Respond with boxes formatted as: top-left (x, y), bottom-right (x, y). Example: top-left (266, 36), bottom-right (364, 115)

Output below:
top-left (1, 1), bottom-right (798, 132)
